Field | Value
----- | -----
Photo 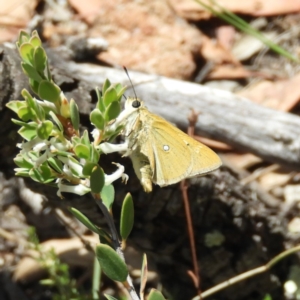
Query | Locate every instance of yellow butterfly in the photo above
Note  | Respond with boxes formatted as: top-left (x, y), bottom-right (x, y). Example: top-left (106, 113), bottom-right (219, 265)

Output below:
top-left (122, 97), bottom-right (222, 192)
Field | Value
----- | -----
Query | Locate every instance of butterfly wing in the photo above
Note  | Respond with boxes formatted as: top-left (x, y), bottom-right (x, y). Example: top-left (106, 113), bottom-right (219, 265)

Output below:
top-left (139, 111), bottom-right (221, 187)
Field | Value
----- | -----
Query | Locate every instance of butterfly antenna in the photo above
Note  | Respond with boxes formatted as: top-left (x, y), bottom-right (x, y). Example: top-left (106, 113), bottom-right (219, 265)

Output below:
top-left (123, 66), bottom-right (138, 100)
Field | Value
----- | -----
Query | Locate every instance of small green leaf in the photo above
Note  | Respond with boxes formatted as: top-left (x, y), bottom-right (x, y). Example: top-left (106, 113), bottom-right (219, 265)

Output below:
top-left (11, 118), bottom-right (29, 127)
top-left (23, 89), bottom-right (42, 121)
top-left (114, 84), bottom-right (126, 101)
top-left (71, 136), bottom-right (81, 146)
top-left (104, 101), bottom-right (121, 121)
top-left (69, 207), bottom-right (101, 234)
top-left (90, 109), bottom-right (105, 130)
top-left (96, 244), bottom-right (128, 282)
top-left (70, 99), bottom-right (80, 131)
top-left (17, 105), bottom-right (34, 122)
top-left (14, 168), bottom-right (30, 177)
top-left (33, 46), bottom-right (47, 72)
top-left (105, 125), bottom-right (124, 142)
top-left (49, 111), bottom-right (63, 131)
top-left (18, 123), bottom-right (37, 141)
top-left (29, 78), bottom-right (40, 95)
top-left (90, 165), bottom-right (105, 194)
top-left (96, 87), bottom-right (105, 113)
top-left (30, 35), bottom-right (42, 48)
top-left (148, 289), bottom-right (166, 300)
top-left (47, 157), bottom-right (63, 173)
top-left (90, 144), bottom-right (100, 163)
top-left (14, 155), bottom-right (34, 169)
top-left (120, 193), bottom-right (134, 240)
top-left (21, 62), bottom-right (43, 82)
top-left (81, 130), bottom-right (90, 146)
top-left (103, 86), bottom-right (117, 107)
top-left (101, 184), bottom-right (115, 210)
top-left (74, 144), bottom-right (90, 159)
top-left (82, 162), bottom-right (96, 176)
top-left (6, 100), bottom-right (25, 114)
top-left (37, 120), bottom-right (53, 139)
top-left (29, 165), bottom-right (55, 183)
top-left (17, 31), bottom-right (30, 47)
top-left (114, 83), bottom-right (124, 94)
top-left (19, 43), bottom-right (34, 64)
top-left (38, 81), bottom-right (61, 103)
top-left (102, 79), bottom-right (111, 94)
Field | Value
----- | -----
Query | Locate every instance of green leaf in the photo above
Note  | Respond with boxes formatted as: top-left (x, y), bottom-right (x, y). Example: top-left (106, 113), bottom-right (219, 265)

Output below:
top-left (17, 105), bottom-right (35, 122)
top-left (102, 79), bottom-right (111, 94)
top-left (19, 43), bottom-right (34, 64)
top-left (38, 81), bottom-right (61, 103)
top-left (96, 87), bottom-right (105, 113)
top-left (23, 89), bottom-right (43, 121)
top-left (14, 168), bottom-right (30, 177)
top-left (90, 144), bottom-right (100, 163)
top-left (81, 130), bottom-right (90, 146)
top-left (104, 124), bottom-right (124, 142)
top-left (17, 31), bottom-right (30, 48)
top-left (11, 118), bottom-right (29, 127)
top-left (29, 165), bottom-right (55, 183)
top-left (29, 78), bottom-right (40, 95)
top-left (70, 99), bottom-right (79, 131)
top-left (49, 111), bottom-right (63, 132)
top-left (6, 100), bottom-right (25, 114)
top-left (33, 46), bottom-right (47, 72)
top-left (37, 120), bottom-right (53, 139)
top-left (114, 83), bottom-right (126, 101)
top-left (82, 162), bottom-right (96, 176)
top-left (90, 165), bottom-right (105, 194)
top-left (71, 136), bottom-right (81, 146)
top-left (120, 193), bottom-right (134, 240)
top-left (18, 123), bottom-right (38, 141)
top-left (21, 62), bottom-right (43, 82)
top-left (14, 155), bottom-right (34, 169)
top-left (101, 184), bottom-right (115, 210)
top-left (47, 157), bottom-right (63, 173)
top-left (90, 109), bottom-right (105, 130)
top-left (148, 289), bottom-right (166, 300)
top-left (69, 207), bottom-right (101, 234)
top-left (104, 101), bottom-right (121, 121)
top-left (74, 144), bottom-right (90, 159)
top-left (30, 35), bottom-right (42, 48)
top-left (103, 86), bottom-right (117, 107)
top-left (96, 244), bottom-right (128, 282)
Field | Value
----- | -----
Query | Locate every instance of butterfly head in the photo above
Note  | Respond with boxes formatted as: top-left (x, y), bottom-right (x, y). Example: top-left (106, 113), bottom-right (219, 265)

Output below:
top-left (124, 97), bottom-right (145, 111)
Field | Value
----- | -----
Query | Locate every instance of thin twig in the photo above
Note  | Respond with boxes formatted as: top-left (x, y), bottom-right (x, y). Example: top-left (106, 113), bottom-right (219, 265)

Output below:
top-left (191, 244), bottom-right (300, 299)
top-left (180, 109), bottom-right (202, 295)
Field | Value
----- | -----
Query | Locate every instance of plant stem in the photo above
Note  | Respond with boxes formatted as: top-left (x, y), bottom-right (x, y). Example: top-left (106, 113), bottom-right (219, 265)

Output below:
top-left (92, 255), bottom-right (101, 299)
top-left (93, 194), bottom-right (140, 300)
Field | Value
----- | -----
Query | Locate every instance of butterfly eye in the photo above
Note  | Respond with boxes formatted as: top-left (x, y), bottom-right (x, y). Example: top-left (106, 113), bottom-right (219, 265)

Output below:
top-left (132, 99), bottom-right (141, 108)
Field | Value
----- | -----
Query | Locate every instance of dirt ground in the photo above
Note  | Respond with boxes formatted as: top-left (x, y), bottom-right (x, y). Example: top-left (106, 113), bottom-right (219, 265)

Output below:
top-left (1, 1), bottom-right (300, 300)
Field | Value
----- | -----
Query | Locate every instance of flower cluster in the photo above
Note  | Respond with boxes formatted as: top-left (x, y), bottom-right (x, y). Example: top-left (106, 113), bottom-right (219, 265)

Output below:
top-left (7, 30), bottom-right (128, 198)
